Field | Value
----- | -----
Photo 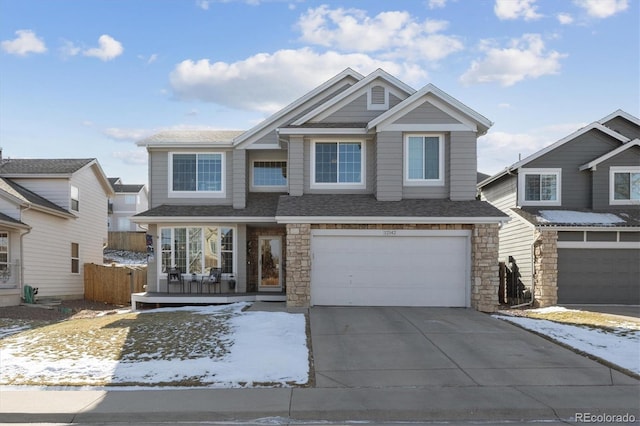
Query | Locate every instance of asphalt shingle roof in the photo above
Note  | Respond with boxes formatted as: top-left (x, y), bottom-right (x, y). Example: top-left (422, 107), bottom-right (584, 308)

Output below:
top-left (514, 207), bottom-right (640, 227)
top-left (135, 193), bottom-right (282, 218)
top-left (0, 158), bottom-right (94, 175)
top-left (0, 178), bottom-right (70, 215)
top-left (113, 184), bottom-right (145, 193)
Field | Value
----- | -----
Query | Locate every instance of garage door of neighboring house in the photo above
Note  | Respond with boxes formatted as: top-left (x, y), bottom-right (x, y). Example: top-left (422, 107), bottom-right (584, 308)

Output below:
top-left (558, 248), bottom-right (640, 304)
top-left (310, 229), bottom-right (471, 307)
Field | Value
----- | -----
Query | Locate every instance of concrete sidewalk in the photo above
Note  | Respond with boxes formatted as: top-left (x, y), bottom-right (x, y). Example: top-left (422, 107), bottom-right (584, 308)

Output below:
top-left (1, 305), bottom-right (638, 424)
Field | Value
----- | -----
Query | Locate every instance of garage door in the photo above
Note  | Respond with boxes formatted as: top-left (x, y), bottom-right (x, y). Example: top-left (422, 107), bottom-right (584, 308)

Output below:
top-left (310, 229), bottom-right (470, 307)
top-left (558, 248), bottom-right (640, 304)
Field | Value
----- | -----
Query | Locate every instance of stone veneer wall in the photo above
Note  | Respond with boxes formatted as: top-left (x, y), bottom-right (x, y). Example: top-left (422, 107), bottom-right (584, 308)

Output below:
top-left (285, 223), bottom-right (501, 311)
top-left (532, 229), bottom-right (558, 307)
top-left (470, 223), bottom-right (500, 312)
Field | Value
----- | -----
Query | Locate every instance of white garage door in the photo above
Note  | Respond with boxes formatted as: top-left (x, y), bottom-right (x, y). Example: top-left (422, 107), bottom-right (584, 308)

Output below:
top-left (311, 229), bottom-right (470, 307)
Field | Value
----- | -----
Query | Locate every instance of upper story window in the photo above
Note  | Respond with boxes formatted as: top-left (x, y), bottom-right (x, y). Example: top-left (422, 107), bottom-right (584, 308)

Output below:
top-left (404, 134), bottom-right (444, 186)
top-left (611, 166), bottom-right (640, 205)
top-left (518, 168), bottom-right (561, 206)
top-left (312, 140), bottom-right (364, 188)
top-left (169, 153), bottom-right (224, 197)
top-left (124, 194), bottom-right (139, 204)
top-left (252, 161), bottom-right (287, 190)
top-left (70, 185), bottom-right (79, 211)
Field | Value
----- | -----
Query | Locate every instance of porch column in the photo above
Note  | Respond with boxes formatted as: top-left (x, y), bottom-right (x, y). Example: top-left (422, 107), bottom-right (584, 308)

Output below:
top-left (533, 229), bottom-right (558, 307)
top-left (285, 223), bottom-right (311, 307)
top-left (471, 223), bottom-right (500, 312)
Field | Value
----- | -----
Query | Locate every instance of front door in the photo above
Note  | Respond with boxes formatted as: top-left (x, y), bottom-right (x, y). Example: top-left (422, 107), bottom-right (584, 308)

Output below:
top-left (258, 236), bottom-right (282, 292)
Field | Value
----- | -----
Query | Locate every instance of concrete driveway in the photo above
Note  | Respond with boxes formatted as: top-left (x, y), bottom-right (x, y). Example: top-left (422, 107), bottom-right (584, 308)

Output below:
top-left (309, 306), bottom-right (638, 388)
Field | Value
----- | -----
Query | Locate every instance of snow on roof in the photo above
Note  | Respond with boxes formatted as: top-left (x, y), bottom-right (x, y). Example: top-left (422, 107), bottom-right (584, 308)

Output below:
top-left (537, 210), bottom-right (625, 225)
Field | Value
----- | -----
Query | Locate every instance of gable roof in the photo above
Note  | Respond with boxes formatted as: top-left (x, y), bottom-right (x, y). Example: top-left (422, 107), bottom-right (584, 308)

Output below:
top-left (112, 184), bottom-right (146, 193)
top-left (579, 138), bottom-right (640, 171)
top-left (598, 109), bottom-right (640, 128)
top-left (0, 158), bottom-right (95, 176)
top-left (0, 177), bottom-right (74, 218)
top-left (368, 83), bottom-right (492, 134)
top-left (233, 68), bottom-right (364, 148)
top-left (290, 68), bottom-right (415, 126)
top-left (478, 119), bottom-right (632, 188)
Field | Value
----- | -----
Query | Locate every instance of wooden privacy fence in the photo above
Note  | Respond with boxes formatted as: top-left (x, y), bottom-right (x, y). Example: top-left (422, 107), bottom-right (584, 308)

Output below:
top-left (108, 231), bottom-right (148, 252)
top-left (84, 263), bottom-right (147, 305)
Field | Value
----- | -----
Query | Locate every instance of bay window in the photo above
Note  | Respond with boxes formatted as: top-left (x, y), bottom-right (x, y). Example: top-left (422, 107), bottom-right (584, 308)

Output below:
top-left (160, 226), bottom-right (234, 275)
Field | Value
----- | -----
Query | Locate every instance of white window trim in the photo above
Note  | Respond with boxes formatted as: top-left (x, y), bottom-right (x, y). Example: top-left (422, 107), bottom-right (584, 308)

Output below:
top-left (518, 168), bottom-right (562, 206)
top-left (403, 133), bottom-right (445, 187)
top-left (250, 159), bottom-right (288, 192)
top-left (71, 242), bottom-right (80, 274)
top-left (310, 139), bottom-right (366, 189)
top-left (610, 166), bottom-right (640, 205)
top-left (367, 85), bottom-right (389, 110)
top-left (70, 185), bottom-right (79, 212)
top-left (168, 152), bottom-right (226, 198)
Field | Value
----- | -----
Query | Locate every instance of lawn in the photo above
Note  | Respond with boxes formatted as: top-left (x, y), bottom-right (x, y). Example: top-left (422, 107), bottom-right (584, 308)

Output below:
top-left (495, 306), bottom-right (640, 376)
top-left (0, 303), bottom-right (310, 388)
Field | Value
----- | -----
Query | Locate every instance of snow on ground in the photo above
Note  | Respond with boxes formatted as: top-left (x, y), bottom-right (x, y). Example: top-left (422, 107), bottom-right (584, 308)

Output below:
top-left (103, 249), bottom-right (148, 266)
top-left (0, 303), bottom-right (309, 388)
top-left (495, 313), bottom-right (640, 375)
top-left (537, 210), bottom-right (624, 225)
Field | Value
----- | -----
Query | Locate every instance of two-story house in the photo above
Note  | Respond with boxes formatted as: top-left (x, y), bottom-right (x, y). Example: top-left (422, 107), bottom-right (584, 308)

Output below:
top-left (108, 177), bottom-right (149, 232)
top-left (478, 110), bottom-right (640, 306)
top-left (133, 68), bottom-right (508, 311)
top-left (0, 157), bottom-right (113, 306)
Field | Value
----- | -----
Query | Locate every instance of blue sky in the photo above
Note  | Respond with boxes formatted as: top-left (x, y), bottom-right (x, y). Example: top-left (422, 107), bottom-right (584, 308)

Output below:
top-left (1, 0), bottom-right (638, 184)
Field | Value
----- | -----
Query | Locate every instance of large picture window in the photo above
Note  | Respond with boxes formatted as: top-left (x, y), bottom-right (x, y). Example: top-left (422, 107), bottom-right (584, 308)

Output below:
top-left (170, 153), bottom-right (224, 195)
top-left (518, 169), bottom-right (561, 206)
top-left (252, 161), bottom-right (287, 188)
top-left (160, 226), bottom-right (233, 275)
top-left (611, 167), bottom-right (640, 204)
top-left (404, 134), bottom-right (444, 185)
top-left (312, 141), bottom-right (364, 187)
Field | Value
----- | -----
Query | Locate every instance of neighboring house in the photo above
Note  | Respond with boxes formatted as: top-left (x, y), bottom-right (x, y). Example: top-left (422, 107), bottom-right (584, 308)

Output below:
top-left (0, 157), bottom-right (113, 306)
top-left (478, 110), bottom-right (640, 306)
top-left (108, 177), bottom-right (149, 232)
top-left (133, 68), bottom-right (508, 311)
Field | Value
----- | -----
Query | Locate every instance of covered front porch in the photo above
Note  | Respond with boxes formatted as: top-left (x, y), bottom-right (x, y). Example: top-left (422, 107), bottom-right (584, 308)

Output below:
top-left (130, 291), bottom-right (286, 311)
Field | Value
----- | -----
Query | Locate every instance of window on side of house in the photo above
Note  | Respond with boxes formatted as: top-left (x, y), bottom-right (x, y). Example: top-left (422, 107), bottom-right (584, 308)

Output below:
top-left (312, 141), bottom-right (364, 187)
top-left (124, 194), bottom-right (138, 204)
top-left (169, 153), bottom-right (224, 196)
top-left (71, 243), bottom-right (79, 274)
top-left (252, 161), bottom-right (287, 189)
top-left (518, 169), bottom-right (561, 206)
top-left (404, 134), bottom-right (444, 185)
top-left (160, 226), bottom-right (233, 275)
top-left (71, 185), bottom-right (79, 211)
top-left (611, 167), bottom-right (640, 204)
top-left (0, 232), bottom-right (9, 273)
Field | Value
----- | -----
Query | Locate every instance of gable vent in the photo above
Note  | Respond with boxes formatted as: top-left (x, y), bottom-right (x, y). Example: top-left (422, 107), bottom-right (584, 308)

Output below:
top-left (368, 85), bottom-right (388, 110)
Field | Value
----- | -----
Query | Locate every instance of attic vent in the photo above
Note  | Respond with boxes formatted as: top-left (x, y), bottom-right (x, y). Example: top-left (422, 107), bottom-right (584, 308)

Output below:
top-left (368, 85), bottom-right (388, 110)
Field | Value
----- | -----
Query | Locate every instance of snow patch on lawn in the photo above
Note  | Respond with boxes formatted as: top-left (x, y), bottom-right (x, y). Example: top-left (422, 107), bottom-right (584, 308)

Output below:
top-left (0, 303), bottom-right (309, 388)
top-left (495, 315), bottom-right (640, 375)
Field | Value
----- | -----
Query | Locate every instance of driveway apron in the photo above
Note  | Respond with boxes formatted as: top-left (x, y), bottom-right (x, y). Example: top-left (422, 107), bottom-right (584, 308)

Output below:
top-left (309, 306), bottom-right (638, 388)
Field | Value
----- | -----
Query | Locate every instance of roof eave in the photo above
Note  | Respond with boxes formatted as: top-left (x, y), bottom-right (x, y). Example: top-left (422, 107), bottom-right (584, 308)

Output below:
top-left (275, 216), bottom-right (510, 225)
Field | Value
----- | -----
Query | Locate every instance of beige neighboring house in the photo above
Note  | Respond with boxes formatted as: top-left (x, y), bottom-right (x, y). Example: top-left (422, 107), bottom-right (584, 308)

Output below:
top-left (108, 177), bottom-right (148, 232)
top-left (0, 157), bottom-right (113, 307)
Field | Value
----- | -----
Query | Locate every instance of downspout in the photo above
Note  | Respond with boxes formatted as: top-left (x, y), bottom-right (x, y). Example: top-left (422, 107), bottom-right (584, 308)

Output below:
top-left (19, 204), bottom-right (33, 297)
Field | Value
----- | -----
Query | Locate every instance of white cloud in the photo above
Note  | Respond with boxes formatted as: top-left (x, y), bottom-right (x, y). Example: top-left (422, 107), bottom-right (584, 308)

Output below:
top-left (169, 48), bottom-right (425, 113)
top-left (138, 53), bottom-right (158, 64)
top-left (460, 34), bottom-right (567, 87)
top-left (83, 35), bottom-right (124, 61)
top-left (112, 149), bottom-right (148, 166)
top-left (103, 128), bottom-right (152, 142)
top-left (557, 13), bottom-right (574, 24)
top-left (296, 6), bottom-right (463, 61)
top-left (428, 0), bottom-right (448, 9)
top-left (59, 40), bottom-right (81, 58)
top-left (478, 122), bottom-right (586, 174)
top-left (196, 0), bottom-right (210, 10)
top-left (1, 30), bottom-right (47, 56)
top-left (574, 0), bottom-right (628, 18)
top-left (494, 0), bottom-right (542, 21)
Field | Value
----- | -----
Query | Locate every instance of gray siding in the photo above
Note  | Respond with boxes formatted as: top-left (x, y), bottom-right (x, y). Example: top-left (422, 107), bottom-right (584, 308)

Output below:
top-left (480, 174), bottom-right (518, 211)
top-left (526, 129), bottom-right (621, 209)
top-left (288, 136), bottom-right (304, 196)
top-left (303, 138), bottom-right (374, 194)
top-left (376, 131), bottom-right (403, 201)
top-left (149, 149), bottom-right (234, 207)
top-left (323, 94), bottom-right (384, 123)
top-left (232, 149), bottom-right (246, 209)
top-left (393, 101), bottom-right (461, 125)
top-left (498, 215), bottom-right (534, 290)
top-left (602, 117), bottom-right (640, 140)
top-left (449, 131), bottom-right (477, 201)
top-left (591, 145), bottom-right (640, 210)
